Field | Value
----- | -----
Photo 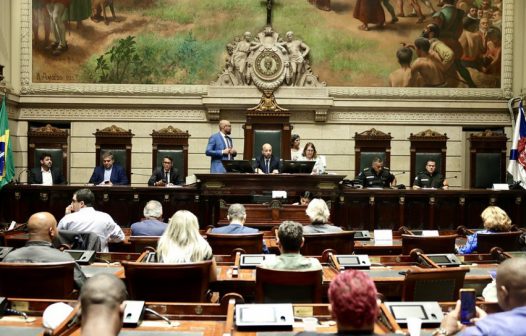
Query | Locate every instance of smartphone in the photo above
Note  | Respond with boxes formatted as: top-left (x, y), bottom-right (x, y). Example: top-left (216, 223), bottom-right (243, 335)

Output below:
top-left (460, 288), bottom-right (476, 325)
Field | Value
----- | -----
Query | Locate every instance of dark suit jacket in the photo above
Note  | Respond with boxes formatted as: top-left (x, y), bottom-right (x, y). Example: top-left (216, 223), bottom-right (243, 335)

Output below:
top-left (29, 168), bottom-right (66, 185)
top-left (88, 164), bottom-right (129, 185)
top-left (148, 167), bottom-right (180, 186)
top-left (254, 154), bottom-right (280, 173)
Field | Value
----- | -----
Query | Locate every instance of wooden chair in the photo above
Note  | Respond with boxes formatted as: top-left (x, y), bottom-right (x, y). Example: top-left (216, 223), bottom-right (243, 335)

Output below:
top-left (476, 231), bottom-right (523, 253)
top-left (0, 261), bottom-right (75, 299)
top-left (205, 230), bottom-right (264, 254)
top-left (121, 260), bottom-right (213, 302)
top-left (127, 236), bottom-right (161, 253)
top-left (255, 267), bottom-right (323, 303)
top-left (301, 231), bottom-right (355, 255)
top-left (402, 267), bottom-right (468, 301)
top-left (354, 128), bottom-right (392, 174)
top-left (401, 234), bottom-right (457, 255)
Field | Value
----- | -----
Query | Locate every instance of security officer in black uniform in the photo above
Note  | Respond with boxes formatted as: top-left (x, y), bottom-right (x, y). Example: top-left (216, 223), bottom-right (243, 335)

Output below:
top-left (356, 157), bottom-right (396, 188)
top-left (413, 159), bottom-right (449, 189)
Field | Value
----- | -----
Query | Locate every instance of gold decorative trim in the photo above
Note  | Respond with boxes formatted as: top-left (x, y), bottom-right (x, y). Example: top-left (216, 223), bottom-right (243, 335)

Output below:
top-left (28, 124), bottom-right (68, 137)
top-left (354, 128), bottom-right (392, 140)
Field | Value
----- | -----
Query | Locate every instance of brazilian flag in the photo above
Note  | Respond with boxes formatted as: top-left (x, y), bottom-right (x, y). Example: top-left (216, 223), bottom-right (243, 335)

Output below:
top-left (0, 96), bottom-right (15, 189)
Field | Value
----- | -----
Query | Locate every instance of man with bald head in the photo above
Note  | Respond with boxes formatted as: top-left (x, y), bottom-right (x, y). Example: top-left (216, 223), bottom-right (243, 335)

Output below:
top-left (205, 119), bottom-right (237, 173)
top-left (438, 257), bottom-right (526, 335)
top-left (254, 143), bottom-right (280, 174)
top-left (3, 212), bottom-right (86, 288)
top-left (80, 273), bottom-right (127, 336)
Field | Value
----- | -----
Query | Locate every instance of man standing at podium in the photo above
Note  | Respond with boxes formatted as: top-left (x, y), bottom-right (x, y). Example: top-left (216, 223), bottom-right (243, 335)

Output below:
top-left (254, 143), bottom-right (280, 174)
top-left (205, 120), bottom-right (237, 173)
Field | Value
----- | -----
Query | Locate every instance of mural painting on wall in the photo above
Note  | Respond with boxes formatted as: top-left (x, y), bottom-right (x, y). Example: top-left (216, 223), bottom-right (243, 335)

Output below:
top-left (31, 0), bottom-right (503, 88)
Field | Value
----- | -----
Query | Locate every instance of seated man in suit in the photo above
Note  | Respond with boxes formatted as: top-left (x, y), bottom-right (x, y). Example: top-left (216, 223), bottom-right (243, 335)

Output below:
top-left (297, 270), bottom-right (387, 335)
top-left (80, 273), bottom-right (128, 336)
top-left (88, 151), bottom-right (129, 186)
top-left (148, 156), bottom-right (180, 186)
top-left (29, 152), bottom-right (65, 185)
top-left (261, 221), bottom-right (321, 271)
top-left (130, 200), bottom-right (167, 236)
top-left (254, 143), bottom-right (280, 174)
top-left (211, 203), bottom-right (268, 253)
top-left (3, 211), bottom-right (86, 289)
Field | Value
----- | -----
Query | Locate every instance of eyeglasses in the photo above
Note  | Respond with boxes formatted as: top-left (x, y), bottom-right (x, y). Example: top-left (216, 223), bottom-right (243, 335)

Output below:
top-left (163, 161), bottom-right (172, 164)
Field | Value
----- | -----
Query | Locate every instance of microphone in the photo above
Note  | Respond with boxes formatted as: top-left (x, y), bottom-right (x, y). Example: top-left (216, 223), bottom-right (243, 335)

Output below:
top-left (15, 169), bottom-right (32, 184)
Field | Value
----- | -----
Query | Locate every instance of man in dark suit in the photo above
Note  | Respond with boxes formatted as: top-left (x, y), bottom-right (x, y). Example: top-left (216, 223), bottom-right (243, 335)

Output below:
top-left (211, 203), bottom-right (268, 253)
top-left (148, 156), bottom-right (180, 186)
top-left (29, 152), bottom-right (66, 185)
top-left (88, 151), bottom-right (129, 185)
top-left (254, 143), bottom-right (280, 174)
top-left (205, 119), bottom-right (237, 173)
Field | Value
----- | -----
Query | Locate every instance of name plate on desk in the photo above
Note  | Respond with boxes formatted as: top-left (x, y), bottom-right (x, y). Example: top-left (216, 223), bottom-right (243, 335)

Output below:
top-left (384, 301), bottom-right (443, 326)
top-left (236, 304), bottom-right (294, 330)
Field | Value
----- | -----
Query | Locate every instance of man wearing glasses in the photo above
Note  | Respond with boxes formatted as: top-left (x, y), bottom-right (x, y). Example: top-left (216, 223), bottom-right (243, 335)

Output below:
top-left (148, 156), bottom-right (180, 186)
top-left (58, 189), bottom-right (124, 252)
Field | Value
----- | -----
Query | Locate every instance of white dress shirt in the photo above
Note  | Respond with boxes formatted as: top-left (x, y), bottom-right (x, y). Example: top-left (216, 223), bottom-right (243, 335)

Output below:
top-left (57, 207), bottom-right (125, 252)
top-left (41, 168), bottom-right (53, 185)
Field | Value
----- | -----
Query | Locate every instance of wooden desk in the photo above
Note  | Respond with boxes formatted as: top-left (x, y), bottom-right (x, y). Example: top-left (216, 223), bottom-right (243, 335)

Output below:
top-left (2, 182), bottom-right (525, 231)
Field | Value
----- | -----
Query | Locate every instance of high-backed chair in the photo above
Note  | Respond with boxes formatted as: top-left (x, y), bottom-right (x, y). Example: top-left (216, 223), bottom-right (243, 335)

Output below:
top-left (205, 230), bottom-right (264, 254)
top-left (121, 260), bottom-right (212, 302)
top-left (94, 125), bottom-right (134, 183)
top-left (401, 234), bottom-right (457, 255)
top-left (28, 124), bottom-right (69, 183)
top-left (0, 261), bottom-right (75, 299)
top-left (255, 267), bottom-right (323, 303)
top-left (409, 129), bottom-right (448, 185)
top-left (151, 126), bottom-right (190, 184)
top-left (476, 231), bottom-right (523, 253)
top-left (402, 267), bottom-right (468, 301)
top-left (301, 231), bottom-right (355, 255)
top-left (354, 128), bottom-right (392, 174)
top-left (127, 236), bottom-right (161, 253)
top-left (242, 110), bottom-right (292, 161)
top-left (469, 130), bottom-right (507, 188)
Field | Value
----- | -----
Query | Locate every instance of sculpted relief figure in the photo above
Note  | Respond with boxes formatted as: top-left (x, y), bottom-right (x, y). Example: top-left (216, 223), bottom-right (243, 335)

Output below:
top-left (231, 32), bottom-right (256, 85)
top-left (282, 31), bottom-right (310, 86)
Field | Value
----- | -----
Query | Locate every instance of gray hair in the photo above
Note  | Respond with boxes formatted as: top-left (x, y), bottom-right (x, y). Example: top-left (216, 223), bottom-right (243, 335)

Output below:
top-left (306, 198), bottom-right (330, 223)
top-left (278, 221), bottom-right (303, 252)
top-left (143, 200), bottom-right (163, 219)
top-left (228, 203), bottom-right (246, 222)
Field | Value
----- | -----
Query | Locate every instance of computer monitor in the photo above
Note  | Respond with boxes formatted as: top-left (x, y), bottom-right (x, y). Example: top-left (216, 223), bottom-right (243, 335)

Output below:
top-left (384, 301), bottom-right (443, 325)
top-left (281, 160), bottom-right (315, 174)
top-left (221, 160), bottom-right (254, 173)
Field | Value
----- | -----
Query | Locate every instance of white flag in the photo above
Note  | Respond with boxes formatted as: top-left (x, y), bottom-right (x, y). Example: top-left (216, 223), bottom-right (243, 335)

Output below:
top-left (507, 101), bottom-right (526, 188)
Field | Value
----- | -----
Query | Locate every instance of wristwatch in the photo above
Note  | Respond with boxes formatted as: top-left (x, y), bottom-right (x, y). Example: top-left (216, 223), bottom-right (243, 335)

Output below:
top-left (433, 328), bottom-right (448, 336)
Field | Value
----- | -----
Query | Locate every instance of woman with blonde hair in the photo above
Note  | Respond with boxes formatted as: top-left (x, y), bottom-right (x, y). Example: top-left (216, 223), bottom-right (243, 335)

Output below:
top-left (157, 210), bottom-right (217, 280)
top-left (457, 206), bottom-right (512, 254)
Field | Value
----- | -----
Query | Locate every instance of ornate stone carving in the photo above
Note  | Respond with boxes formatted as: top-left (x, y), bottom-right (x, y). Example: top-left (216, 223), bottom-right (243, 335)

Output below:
top-left (248, 90), bottom-right (287, 112)
top-left (212, 26), bottom-right (324, 90)
top-left (151, 126), bottom-right (188, 137)
top-left (470, 129), bottom-right (506, 137)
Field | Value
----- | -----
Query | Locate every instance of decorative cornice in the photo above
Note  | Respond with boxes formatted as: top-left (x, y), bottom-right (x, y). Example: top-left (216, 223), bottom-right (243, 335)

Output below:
top-left (28, 124), bottom-right (68, 137)
top-left (409, 129), bottom-right (448, 140)
top-left (470, 129), bottom-right (507, 138)
top-left (354, 128), bottom-right (392, 140)
top-left (18, 108), bottom-right (207, 121)
top-left (94, 125), bottom-right (134, 137)
top-left (151, 126), bottom-right (190, 138)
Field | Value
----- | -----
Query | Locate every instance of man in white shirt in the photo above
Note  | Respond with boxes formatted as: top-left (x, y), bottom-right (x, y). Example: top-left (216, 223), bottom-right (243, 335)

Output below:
top-left (29, 152), bottom-right (65, 185)
top-left (58, 188), bottom-right (124, 252)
